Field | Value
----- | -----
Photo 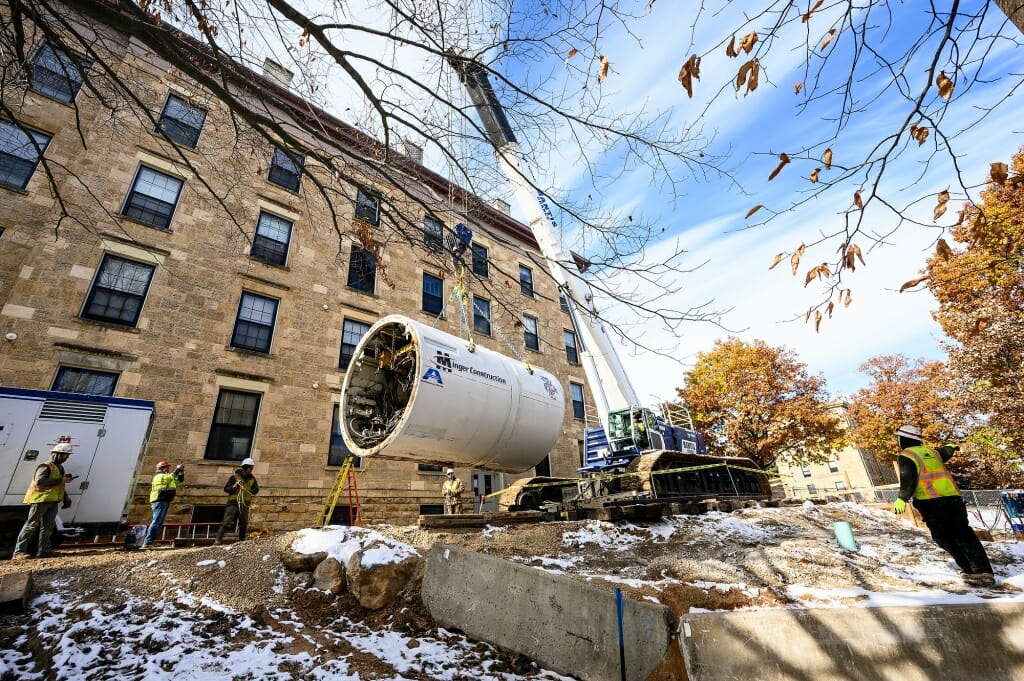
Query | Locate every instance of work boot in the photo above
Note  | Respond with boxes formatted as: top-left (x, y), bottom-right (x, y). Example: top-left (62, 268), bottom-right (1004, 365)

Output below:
top-left (963, 572), bottom-right (996, 587)
top-left (10, 553), bottom-right (31, 561)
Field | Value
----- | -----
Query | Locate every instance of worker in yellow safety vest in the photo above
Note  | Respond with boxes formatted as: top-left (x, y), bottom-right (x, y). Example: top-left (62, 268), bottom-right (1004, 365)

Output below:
top-left (442, 469), bottom-right (464, 515)
top-left (143, 461), bottom-right (185, 548)
top-left (893, 424), bottom-right (994, 587)
top-left (215, 458), bottom-right (260, 544)
top-left (12, 441), bottom-right (75, 560)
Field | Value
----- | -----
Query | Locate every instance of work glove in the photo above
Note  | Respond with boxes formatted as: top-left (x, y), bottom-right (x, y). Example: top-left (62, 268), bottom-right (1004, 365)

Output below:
top-left (893, 498), bottom-right (907, 515)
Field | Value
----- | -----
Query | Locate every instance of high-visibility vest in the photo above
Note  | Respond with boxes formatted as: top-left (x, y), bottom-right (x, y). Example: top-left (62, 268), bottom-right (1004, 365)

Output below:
top-left (899, 446), bottom-right (960, 500)
top-left (443, 479), bottom-right (463, 497)
top-left (23, 462), bottom-right (65, 504)
top-left (229, 475), bottom-right (257, 504)
top-left (149, 472), bottom-right (179, 502)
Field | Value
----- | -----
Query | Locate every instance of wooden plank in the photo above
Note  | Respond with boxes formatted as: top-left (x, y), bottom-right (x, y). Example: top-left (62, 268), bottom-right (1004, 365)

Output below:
top-left (418, 511), bottom-right (544, 529)
top-left (0, 571), bottom-right (32, 615)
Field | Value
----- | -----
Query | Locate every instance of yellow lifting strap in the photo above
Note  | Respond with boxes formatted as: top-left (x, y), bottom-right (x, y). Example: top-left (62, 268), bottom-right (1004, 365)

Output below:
top-left (318, 455), bottom-right (362, 527)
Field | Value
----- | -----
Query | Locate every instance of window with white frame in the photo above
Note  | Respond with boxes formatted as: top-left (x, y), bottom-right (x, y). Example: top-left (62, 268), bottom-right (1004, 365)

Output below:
top-left (81, 254), bottom-right (155, 327)
top-left (519, 264), bottom-right (534, 297)
top-left (564, 330), bottom-right (579, 364)
top-left (835, 481), bottom-right (848, 491)
top-left (471, 243), bottom-right (488, 277)
top-left (121, 165), bottom-right (183, 229)
top-left (523, 314), bottom-right (539, 351)
top-left (473, 297), bottom-right (491, 335)
top-left (0, 121), bottom-right (51, 190)
top-left (828, 460), bottom-right (839, 472)
top-left (251, 211), bottom-right (292, 266)
top-left (422, 273), bottom-right (443, 315)
top-left (156, 93), bottom-right (207, 148)
top-left (801, 466), bottom-right (812, 478)
top-left (268, 146), bottom-right (303, 191)
top-left (204, 389), bottom-right (261, 461)
top-left (339, 318), bottom-right (371, 370)
top-left (570, 382), bottom-right (585, 420)
top-left (52, 366), bottom-right (118, 396)
top-left (28, 43), bottom-right (88, 103)
top-left (231, 291), bottom-right (278, 353)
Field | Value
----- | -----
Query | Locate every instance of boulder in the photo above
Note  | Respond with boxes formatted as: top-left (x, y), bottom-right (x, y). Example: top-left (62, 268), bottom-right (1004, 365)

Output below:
top-left (312, 557), bottom-right (347, 594)
top-left (281, 548), bottom-right (328, 572)
top-left (346, 546), bottom-right (422, 609)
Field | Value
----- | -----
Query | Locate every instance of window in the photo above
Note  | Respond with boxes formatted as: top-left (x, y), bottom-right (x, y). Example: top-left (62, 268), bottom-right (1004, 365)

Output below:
top-left (570, 382), bottom-right (585, 420)
top-left (559, 292), bottom-right (571, 314)
top-left (423, 215), bottom-right (443, 251)
top-left (355, 188), bottom-right (381, 226)
top-left (519, 264), bottom-right (534, 297)
top-left (418, 464), bottom-right (443, 473)
top-left (807, 484), bottom-right (818, 496)
top-left (0, 121), bottom-right (51, 190)
top-left (81, 254), bottom-right (155, 327)
top-left (835, 481), bottom-right (848, 491)
top-left (329, 404), bottom-right (361, 467)
top-left (28, 43), bottom-right (88, 103)
top-left (251, 211), bottom-right (292, 266)
top-left (419, 504), bottom-right (445, 515)
top-left (52, 366), bottom-right (118, 396)
top-left (801, 466), bottom-right (812, 478)
top-left (471, 243), bottom-right (489, 277)
top-left (268, 147), bottom-right (303, 191)
top-left (422, 273), bottom-right (443, 315)
top-left (204, 389), bottom-right (261, 461)
top-left (339, 318), bottom-right (371, 370)
top-left (122, 165), bottom-right (183, 229)
top-left (564, 330), bottom-right (579, 364)
top-left (473, 297), bottom-right (491, 335)
top-left (827, 460), bottom-right (840, 473)
top-left (231, 292), bottom-right (278, 353)
top-left (523, 314), bottom-right (539, 351)
top-left (347, 245), bottom-right (376, 294)
top-left (156, 93), bottom-right (207, 148)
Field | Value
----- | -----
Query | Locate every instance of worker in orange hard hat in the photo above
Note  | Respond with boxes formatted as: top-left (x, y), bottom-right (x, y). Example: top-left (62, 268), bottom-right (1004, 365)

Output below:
top-left (143, 460), bottom-right (185, 548)
top-left (893, 425), bottom-right (994, 587)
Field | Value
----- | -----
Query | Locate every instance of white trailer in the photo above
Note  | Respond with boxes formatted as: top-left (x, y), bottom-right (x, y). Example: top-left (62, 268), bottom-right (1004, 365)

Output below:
top-left (0, 386), bottom-right (154, 551)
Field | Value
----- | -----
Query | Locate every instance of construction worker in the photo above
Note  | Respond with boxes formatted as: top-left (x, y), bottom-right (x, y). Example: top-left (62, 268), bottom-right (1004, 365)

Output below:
top-left (143, 461), bottom-right (185, 548)
top-left (442, 468), bottom-right (464, 515)
top-left (893, 425), bottom-right (994, 587)
top-left (215, 458), bottom-right (259, 544)
top-left (12, 440), bottom-right (75, 560)
top-left (632, 411), bottom-right (650, 449)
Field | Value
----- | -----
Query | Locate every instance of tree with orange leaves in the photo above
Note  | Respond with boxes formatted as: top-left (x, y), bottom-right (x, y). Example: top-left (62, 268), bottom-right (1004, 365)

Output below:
top-left (677, 338), bottom-right (845, 469)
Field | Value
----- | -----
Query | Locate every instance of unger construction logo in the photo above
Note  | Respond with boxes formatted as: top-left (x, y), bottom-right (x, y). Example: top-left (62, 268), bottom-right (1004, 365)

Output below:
top-left (421, 349), bottom-right (508, 387)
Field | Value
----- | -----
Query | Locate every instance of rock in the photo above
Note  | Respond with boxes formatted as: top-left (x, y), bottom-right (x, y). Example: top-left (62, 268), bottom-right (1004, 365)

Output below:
top-left (312, 557), bottom-right (347, 594)
top-left (346, 546), bottom-right (422, 610)
top-left (281, 548), bottom-right (329, 572)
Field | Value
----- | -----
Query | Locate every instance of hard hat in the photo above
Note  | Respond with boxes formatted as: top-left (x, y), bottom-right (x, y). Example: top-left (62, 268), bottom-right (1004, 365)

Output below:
top-left (157, 460), bottom-right (170, 470)
top-left (943, 442), bottom-right (961, 450)
top-left (241, 458), bottom-right (256, 467)
top-left (895, 424), bottom-right (922, 440)
top-left (446, 468), bottom-right (455, 475)
top-left (52, 442), bottom-right (74, 454)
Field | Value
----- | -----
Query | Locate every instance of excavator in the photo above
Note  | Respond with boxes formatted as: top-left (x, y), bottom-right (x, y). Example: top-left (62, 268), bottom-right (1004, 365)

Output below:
top-left (338, 54), bottom-right (771, 515)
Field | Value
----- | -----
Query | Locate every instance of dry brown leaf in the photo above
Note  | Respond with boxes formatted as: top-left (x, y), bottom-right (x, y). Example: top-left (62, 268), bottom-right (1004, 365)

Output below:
top-left (769, 251), bottom-right (785, 270)
top-left (802, 0), bottom-right (824, 22)
top-left (936, 238), bottom-right (952, 260)
top-left (819, 262), bottom-right (831, 278)
top-left (736, 59), bottom-right (759, 92)
top-left (814, 309), bottom-right (823, 332)
top-left (677, 54), bottom-right (701, 98)
top-left (809, 168), bottom-right (820, 183)
top-left (768, 152), bottom-right (790, 181)
top-left (910, 124), bottom-right (930, 146)
top-left (805, 307), bottom-right (813, 323)
top-left (804, 265), bottom-right (820, 287)
top-left (823, 148), bottom-right (832, 170)
top-left (934, 189), bottom-right (950, 221)
top-left (790, 243), bottom-right (805, 275)
top-left (746, 204), bottom-right (764, 219)
top-left (991, 162), bottom-right (1009, 185)
top-left (746, 59), bottom-right (760, 93)
top-left (854, 191), bottom-right (863, 209)
top-left (739, 31), bottom-right (758, 54)
top-left (726, 35), bottom-right (738, 58)
top-left (820, 28), bottom-right (837, 50)
top-left (850, 243), bottom-right (865, 266)
top-left (566, 48), bottom-right (578, 61)
top-left (826, 300), bottom-right (834, 318)
top-left (843, 289), bottom-right (852, 307)
top-left (598, 55), bottom-right (609, 83)
top-left (936, 71), bottom-right (954, 99)
top-left (794, 81), bottom-right (804, 95)
top-left (899, 276), bottom-right (929, 293)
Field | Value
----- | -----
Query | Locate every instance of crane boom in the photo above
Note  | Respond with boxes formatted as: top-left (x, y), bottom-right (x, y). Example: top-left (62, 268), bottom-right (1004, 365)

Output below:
top-left (448, 54), bottom-right (640, 429)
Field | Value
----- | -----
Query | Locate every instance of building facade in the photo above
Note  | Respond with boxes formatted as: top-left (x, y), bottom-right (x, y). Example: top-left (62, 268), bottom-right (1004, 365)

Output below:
top-left (0, 9), bottom-right (594, 531)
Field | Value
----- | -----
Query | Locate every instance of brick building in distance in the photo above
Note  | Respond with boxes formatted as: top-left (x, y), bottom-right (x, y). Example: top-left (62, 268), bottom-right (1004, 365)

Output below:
top-left (0, 5), bottom-right (593, 531)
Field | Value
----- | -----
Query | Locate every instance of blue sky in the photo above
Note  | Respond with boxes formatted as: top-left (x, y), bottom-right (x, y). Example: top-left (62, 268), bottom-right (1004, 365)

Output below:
top-left (479, 1), bottom-right (1024, 402)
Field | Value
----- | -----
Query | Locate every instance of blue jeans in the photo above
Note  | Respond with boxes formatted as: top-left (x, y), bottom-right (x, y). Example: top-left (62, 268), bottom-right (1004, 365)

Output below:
top-left (14, 502), bottom-right (60, 556)
top-left (145, 500), bottom-right (170, 545)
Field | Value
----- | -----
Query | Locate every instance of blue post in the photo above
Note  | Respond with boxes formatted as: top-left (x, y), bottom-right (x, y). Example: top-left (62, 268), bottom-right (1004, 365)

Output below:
top-left (615, 587), bottom-right (626, 681)
top-left (833, 520), bottom-right (858, 550)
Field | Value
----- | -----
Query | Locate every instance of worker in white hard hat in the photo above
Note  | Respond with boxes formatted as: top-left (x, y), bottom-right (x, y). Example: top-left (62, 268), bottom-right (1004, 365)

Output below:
top-left (215, 457), bottom-right (259, 544)
top-left (893, 424), bottom-right (995, 587)
top-left (142, 460), bottom-right (185, 548)
top-left (442, 468), bottom-right (464, 515)
top-left (12, 440), bottom-right (76, 560)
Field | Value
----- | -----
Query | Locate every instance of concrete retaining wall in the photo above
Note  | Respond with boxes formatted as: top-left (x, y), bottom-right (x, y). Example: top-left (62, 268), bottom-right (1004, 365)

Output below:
top-left (680, 603), bottom-right (1024, 681)
top-left (422, 543), bottom-right (675, 681)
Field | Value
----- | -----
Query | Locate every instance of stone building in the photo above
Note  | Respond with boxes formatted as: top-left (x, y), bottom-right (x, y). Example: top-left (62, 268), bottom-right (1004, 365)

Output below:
top-left (0, 8), bottom-right (593, 532)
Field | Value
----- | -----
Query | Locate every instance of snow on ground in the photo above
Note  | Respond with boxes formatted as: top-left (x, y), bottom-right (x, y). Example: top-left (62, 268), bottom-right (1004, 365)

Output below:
top-left (2, 503), bottom-right (1022, 679)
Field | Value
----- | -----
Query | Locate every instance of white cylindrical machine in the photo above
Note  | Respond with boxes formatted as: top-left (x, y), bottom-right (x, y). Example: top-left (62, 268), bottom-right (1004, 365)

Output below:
top-left (339, 315), bottom-right (565, 473)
